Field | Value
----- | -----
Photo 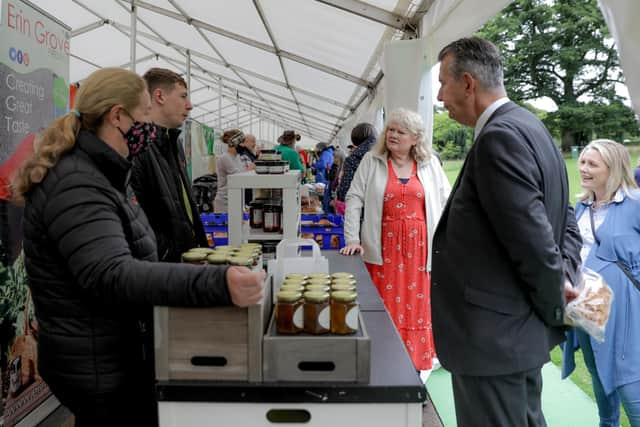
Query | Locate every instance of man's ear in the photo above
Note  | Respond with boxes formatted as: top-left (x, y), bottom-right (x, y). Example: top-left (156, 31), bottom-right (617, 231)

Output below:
top-left (462, 72), bottom-right (476, 95)
top-left (153, 87), bottom-right (165, 105)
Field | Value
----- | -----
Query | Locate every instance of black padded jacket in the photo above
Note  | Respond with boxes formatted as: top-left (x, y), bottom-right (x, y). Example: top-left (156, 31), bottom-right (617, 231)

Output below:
top-left (130, 127), bottom-right (208, 262)
top-left (22, 130), bottom-right (231, 400)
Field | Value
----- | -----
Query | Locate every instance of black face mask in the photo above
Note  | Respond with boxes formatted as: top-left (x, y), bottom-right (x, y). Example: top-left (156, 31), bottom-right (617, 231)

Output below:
top-left (117, 115), bottom-right (158, 156)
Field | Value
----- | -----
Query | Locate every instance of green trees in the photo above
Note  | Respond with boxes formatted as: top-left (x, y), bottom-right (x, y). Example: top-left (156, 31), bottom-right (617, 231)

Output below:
top-left (477, 0), bottom-right (639, 151)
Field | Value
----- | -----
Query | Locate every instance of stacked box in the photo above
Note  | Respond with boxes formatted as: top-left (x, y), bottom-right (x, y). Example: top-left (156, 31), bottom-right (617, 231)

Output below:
top-left (154, 275), bottom-right (273, 382)
top-left (299, 214), bottom-right (345, 250)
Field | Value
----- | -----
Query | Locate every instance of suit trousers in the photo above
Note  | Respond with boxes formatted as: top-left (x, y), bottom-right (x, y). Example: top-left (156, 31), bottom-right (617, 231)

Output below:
top-left (451, 366), bottom-right (547, 427)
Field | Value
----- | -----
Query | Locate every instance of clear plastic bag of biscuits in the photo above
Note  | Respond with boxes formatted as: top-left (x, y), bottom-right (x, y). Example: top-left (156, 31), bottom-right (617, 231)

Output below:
top-left (564, 268), bottom-right (614, 343)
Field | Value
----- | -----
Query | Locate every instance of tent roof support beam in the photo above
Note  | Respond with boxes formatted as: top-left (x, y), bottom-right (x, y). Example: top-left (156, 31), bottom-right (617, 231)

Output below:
top-left (118, 0), bottom-right (372, 88)
top-left (313, 0), bottom-right (414, 34)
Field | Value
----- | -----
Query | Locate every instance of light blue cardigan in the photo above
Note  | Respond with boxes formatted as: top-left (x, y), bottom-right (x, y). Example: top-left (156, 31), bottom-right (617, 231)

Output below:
top-left (561, 189), bottom-right (640, 395)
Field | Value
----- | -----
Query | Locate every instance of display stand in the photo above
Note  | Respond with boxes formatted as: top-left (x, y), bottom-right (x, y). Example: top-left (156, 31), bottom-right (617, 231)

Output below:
top-left (227, 171), bottom-right (301, 246)
top-left (156, 252), bottom-right (425, 427)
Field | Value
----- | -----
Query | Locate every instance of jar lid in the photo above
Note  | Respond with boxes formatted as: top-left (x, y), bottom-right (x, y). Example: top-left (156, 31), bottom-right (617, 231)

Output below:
top-left (277, 291), bottom-right (302, 302)
top-left (285, 273), bottom-right (308, 280)
top-left (280, 284), bottom-right (305, 293)
top-left (182, 252), bottom-right (207, 262)
top-left (306, 284), bottom-right (330, 292)
top-left (282, 278), bottom-right (307, 285)
top-left (331, 283), bottom-right (356, 291)
top-left (331, 278), bottom-right (357, 286)
top-left (331, 272), bottom-right (354, 280)
top-left (188, 247), bottom-right (215, 254)
top-left (206, 253), bottom-right (228, 263)
top-left (228, 255), bottom-right (253, 266)
top-left (303, 291), bottom-right (330, 303)
top-left (307, 273), bottom-right (331, 280)
top-left (331, 291), bottom-right (357, 302)
top-left (250, 200), bottom-right (264, 207)
top-left (261, 149), bottom-right (276, 154)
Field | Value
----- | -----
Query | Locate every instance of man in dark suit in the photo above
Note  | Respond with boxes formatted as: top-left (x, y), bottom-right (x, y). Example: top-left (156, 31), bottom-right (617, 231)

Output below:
top-left (431, 37), bottom-right (582, 427)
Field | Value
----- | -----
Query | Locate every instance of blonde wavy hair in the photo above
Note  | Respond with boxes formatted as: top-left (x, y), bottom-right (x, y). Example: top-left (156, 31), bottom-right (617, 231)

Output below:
top-left (12, 68), bottom-right (146, 203)
top-left (373, 108), bottom-right (431, 162)
top-left (577, 139), bottom-right (638, 203)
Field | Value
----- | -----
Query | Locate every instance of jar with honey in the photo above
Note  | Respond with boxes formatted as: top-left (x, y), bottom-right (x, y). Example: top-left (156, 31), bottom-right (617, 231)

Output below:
top-left (330, 291), bottom-right (359, 334)
top-left (181, 252), bottom-right (208, 265)
top-left (303, 291), bottom-right (330, 335)
top-left (275, 291), bottom-right (303, 334)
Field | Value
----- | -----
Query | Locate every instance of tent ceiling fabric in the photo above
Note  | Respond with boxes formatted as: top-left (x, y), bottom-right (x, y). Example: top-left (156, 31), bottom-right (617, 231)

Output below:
top-left (29, 0), bottom-right (424, 145)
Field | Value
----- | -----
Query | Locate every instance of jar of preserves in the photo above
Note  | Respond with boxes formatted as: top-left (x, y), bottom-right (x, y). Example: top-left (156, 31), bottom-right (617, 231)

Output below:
top-left (280, 284), bottom-right (306, 294)
top-left (330, 283), bottom-right (356, 293)
top-left (330, 291), bottom-right (359, 334)
top-left (263, 203), bottom-right (282, 233)
top-left (285, 273), bottom-right (308, 281)
top-left (188, 247), bottom-right (215, 255)
top-left (331, 278), bottom-right (357, 288)
top-left (254, 160), bottom-right (270, 174)
top-left (206, 253), bottom-right (229, 265)
top-left (228, 255), bottom-right (254, 267)
top-left (249, 200), bottom-right (264, 228)
top-left (308, 273), bottom-right (331, 281)
top-left (276, 291), bottom-right (303, 334)
top-left (307, 278), bottom-right (332, 287)
top-left (306, 284), bottom-right (330, 294)
top-left (303, 291), bottom-right (330, 335)
top-left (331, 272), bottom-right (354, 280)
top-left (282, 279), bottom-right (308, 288)
top-left (182, 252), bottom-right (208, 265)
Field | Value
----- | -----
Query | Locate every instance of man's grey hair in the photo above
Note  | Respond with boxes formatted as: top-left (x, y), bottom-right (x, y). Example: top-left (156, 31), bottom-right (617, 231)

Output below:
top-left (438, 37), bottom-right (504, 91)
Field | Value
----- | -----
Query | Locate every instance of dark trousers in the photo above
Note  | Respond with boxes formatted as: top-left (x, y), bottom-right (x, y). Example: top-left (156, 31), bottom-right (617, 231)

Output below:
top-left (451, 366), bottom-right (547, 427)
top-left (49, 383), bottom-right (158, 427)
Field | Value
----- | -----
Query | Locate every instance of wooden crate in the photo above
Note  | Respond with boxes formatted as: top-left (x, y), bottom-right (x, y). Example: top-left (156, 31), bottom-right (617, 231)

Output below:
top-left (154, 275), bottom-right (273, 382)
top-left (262, 311), bottom-right (370, 383)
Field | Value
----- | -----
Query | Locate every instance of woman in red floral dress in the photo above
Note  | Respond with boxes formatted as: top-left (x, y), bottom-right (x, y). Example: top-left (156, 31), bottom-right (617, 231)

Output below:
top-left (341, 108), bottom-right (450, 370)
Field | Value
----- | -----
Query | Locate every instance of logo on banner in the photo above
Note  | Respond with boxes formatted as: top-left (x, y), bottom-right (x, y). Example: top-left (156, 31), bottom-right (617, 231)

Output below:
top-left (8, 47), bottom-right (30, 66)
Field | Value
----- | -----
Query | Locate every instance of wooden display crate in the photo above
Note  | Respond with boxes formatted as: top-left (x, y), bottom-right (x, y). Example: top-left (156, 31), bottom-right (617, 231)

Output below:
top-left (154, 275), bottom-right (273, 382)
top-left (262, 311), bottom-right (370, 383)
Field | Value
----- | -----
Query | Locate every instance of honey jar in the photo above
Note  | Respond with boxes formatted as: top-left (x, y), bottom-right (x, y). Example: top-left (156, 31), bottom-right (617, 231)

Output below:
top-left (275, 291), bottom-right (303, 334)
top-left (303, 291), bottom-right (330, 335)
top-left (206, 253), bottom-right (228, 265)
top-left (307, 273), bottom-right (331, 281)
top-left (285, 273), bottom-right (308, 281)
top-left (331, 272), bottom-right (354, 280)
top-left (181, 252), bottom-right (208, 265)
top-left (280, 284), bottom-right (306, 294)
top-left (305, 284), bottom-right (330, 294)
top-left (330, 283), bottom-right (356, 293)
top-left (330, 291), bottom-right (359, 334)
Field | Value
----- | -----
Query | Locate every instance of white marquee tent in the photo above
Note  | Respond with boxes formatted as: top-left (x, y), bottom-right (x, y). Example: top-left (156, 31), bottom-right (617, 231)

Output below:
top-left (26, 0), bottom-right (640, 151)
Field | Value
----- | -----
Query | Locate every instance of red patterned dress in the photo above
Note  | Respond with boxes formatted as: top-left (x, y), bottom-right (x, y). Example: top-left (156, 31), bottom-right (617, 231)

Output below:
top-left (366, 159), bottom-right (434, 370)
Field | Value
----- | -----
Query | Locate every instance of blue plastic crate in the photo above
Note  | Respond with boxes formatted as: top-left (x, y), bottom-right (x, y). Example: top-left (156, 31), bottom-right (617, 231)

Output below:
top-left (200, 213), bottom-right (249, 248)
top-left (299, 214), bottom-right (344, 250)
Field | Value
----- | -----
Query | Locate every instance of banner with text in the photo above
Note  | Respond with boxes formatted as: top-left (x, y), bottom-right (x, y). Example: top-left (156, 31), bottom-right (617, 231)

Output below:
top-left (0, 0), bottom-right (70, 425)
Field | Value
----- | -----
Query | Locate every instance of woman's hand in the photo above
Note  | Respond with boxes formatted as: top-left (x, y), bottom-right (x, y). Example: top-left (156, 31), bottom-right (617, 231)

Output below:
top-left (340, 243), bottom-right (364, 256)
top-left (246, 162), bottom-right (256, 171)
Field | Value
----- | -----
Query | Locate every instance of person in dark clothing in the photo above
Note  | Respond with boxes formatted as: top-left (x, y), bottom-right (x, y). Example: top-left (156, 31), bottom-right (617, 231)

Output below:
top-left (131, 68), bottom-right (208, 262)
top-left (431, 37), bottom-right (582, 427)
top-left (336, 123), bottom-right (377, 202)
top-left (12, 68), bottom-right (265, 427)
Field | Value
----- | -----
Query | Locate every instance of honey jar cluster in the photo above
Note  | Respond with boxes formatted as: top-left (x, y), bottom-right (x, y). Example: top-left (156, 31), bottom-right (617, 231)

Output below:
top-left (275, 272), bottom-right (359, 335)
top-left (181, 243), bottom-right (262, 267)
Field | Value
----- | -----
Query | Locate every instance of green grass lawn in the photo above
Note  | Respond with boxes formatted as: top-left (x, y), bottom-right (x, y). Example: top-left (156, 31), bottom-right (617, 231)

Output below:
top-left (442, 147), bottom-right (639, 427)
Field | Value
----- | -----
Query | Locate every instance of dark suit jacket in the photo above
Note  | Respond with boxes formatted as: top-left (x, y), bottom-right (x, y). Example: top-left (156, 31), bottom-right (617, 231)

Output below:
top-left (431, 102), bottom-right (582, 376)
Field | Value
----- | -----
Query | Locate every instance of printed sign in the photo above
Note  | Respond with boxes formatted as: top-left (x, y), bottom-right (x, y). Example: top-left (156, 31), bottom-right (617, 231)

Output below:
top-left (0, 1), bottom-right (70, 425)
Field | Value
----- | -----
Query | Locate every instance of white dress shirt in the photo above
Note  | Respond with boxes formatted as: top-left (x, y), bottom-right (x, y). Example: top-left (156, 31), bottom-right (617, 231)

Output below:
top-left (474, 97), bottom-right (510, 141)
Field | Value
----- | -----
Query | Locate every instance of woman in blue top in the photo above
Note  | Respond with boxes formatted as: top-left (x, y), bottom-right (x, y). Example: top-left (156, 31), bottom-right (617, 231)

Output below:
top-left (562, 139), bottom-right (640, 427)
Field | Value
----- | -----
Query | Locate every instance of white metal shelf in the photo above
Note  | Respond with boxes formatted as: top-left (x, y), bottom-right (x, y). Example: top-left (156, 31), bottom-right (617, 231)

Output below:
top-left (227, 170), bottom-right (301, 247)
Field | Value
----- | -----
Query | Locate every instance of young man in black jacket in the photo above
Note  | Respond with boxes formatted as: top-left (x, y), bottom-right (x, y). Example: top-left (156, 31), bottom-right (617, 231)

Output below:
top-left (131, 68), bottom-right (209, 262)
